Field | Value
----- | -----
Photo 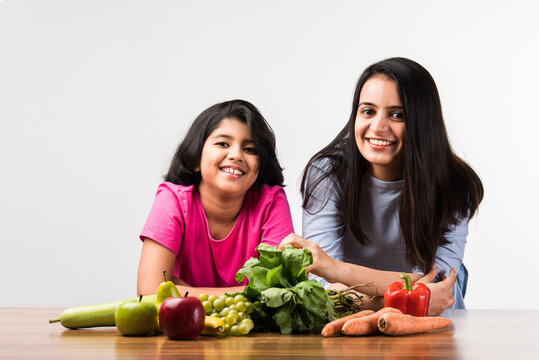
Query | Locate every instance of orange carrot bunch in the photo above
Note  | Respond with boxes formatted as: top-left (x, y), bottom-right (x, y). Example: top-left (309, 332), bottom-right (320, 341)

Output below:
top-left (321, 307), bottom-right (451, 337)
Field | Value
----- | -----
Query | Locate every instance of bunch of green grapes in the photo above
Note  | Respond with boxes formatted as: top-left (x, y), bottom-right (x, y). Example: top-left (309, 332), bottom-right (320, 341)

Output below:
top-left (198, 293), bottom-right (255, 336)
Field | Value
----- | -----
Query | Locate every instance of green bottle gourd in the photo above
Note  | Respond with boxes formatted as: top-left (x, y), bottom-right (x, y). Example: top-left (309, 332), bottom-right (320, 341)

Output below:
top-left (49, 294), bottom-right (157, 329)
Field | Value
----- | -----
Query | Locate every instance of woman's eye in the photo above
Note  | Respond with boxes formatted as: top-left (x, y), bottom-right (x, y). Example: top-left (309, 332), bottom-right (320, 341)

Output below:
top-left (361, 108), bottom-right (374, 116)
top-left (244, 147), bottom-right (257, 154)
top-left (390, 112), bottom-right (404, 121)
top-left (215, 142), bottom-right (229, 147)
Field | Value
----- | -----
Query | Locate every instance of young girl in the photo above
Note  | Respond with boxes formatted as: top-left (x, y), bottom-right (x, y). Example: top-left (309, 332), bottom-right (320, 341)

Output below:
top-left (137, 99), bottom-right (294, 297)
top-left (280, 57), bottom-right (483, 315)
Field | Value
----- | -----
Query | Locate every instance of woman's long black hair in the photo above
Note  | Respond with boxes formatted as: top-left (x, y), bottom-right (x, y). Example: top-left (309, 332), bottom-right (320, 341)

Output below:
top-left (301, 57), bottom-right (483, 274)
top-left (165, 99), bottom-right (284, 187)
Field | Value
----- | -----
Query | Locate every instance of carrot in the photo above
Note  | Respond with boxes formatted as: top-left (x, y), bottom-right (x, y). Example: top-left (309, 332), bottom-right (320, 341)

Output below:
top-left (340, 307), bottom-right (402, 336)
top-left (377, 313), bottom-right (452, 336)
top-left (321, 310), bottom-right (375, 337)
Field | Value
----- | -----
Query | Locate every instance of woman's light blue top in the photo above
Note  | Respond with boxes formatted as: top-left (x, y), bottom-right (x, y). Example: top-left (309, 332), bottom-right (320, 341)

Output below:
top-left (303, 160), bottom-right (468, 309)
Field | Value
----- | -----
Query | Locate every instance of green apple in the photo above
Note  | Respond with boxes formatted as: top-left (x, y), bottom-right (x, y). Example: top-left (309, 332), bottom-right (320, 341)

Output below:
top-left (115, 295), bottom-right (158, 336)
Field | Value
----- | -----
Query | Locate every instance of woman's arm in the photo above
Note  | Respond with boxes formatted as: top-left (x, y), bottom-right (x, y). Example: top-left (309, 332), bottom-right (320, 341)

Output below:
top-left (279, 234), bottom-right (456, 315)
top-left (301, 161), bottom-right (346, 288)
top-left (435, 217), bottom-right (469, 281)
top-left (279, 234), bottom-right (422, 296)
top-left (137, 238), bottom-right (245, 297)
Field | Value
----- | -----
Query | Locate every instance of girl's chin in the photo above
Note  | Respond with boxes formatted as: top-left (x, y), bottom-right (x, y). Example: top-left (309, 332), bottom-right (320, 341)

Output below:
top-left (214, 183), bottom-right (254, 196)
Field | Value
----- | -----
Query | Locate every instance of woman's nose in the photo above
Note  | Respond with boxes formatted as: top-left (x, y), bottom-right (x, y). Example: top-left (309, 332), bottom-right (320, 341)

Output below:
top-left (370, 114), bottom-right (389, 132)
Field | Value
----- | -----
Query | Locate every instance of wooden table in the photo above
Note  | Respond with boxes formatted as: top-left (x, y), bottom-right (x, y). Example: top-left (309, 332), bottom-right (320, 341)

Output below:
top-left (1, 308), bottom-right (538, 359)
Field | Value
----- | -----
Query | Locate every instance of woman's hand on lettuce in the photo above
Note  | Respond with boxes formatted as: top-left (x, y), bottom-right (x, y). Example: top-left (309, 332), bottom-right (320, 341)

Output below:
top-left (278, 233), bottom-right (338, 283)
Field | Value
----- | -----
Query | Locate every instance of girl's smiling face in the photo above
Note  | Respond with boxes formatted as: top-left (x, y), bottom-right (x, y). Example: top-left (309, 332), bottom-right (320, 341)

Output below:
top-left (355, 75), bottom-right (406, 181)
top-left (197, 117), bottom-right (259, 198)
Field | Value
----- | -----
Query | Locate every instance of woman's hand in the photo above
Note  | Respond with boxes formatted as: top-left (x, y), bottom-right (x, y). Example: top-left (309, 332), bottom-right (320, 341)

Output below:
top-left (417, 266), bottom-right (456, 316)
top-left (278, 233), bottom-right (337, 281)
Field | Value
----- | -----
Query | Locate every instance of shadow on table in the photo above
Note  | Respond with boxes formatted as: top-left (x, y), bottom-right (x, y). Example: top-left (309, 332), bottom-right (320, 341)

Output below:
top-left (320, 329), bottom-right (461, 359)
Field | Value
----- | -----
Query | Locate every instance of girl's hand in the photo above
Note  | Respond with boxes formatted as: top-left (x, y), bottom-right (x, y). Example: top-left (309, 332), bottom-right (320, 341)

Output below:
top-left (418, 267), bottom-right (456, 316)
top-left (278, 233), bottom-right (336, 281)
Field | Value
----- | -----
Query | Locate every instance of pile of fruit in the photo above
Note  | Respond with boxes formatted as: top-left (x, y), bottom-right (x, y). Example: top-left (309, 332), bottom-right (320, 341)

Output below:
top-left (49, 271), bottom-right (255, 340)
top-left (198, 293), bottom-right (254, 336)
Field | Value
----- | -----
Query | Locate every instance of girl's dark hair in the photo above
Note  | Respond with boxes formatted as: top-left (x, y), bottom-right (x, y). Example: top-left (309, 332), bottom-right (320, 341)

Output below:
top-left (301, 57), bottom-right (484, 274)
top-left (165, 99), bottom-right (284, 187)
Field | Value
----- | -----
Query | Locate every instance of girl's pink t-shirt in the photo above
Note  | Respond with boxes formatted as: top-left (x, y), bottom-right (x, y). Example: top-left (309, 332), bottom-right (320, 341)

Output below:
top-left (140, 182), bottom-right (294, 287)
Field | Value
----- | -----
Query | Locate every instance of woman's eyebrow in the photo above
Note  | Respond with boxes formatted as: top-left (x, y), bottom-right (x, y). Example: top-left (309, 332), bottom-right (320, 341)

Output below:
top-left (359, 102), bottom-right (402, 110)
top-left (358, 101), bottom-right (377, 107)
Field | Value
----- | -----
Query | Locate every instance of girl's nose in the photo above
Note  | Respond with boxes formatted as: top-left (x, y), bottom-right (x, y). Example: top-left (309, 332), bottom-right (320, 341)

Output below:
top-left (227, 145), bottom-right (244, 161)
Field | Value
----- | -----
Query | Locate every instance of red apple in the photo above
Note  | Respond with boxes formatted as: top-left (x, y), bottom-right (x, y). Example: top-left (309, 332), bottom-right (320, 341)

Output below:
top-left (159, 297), bottom-right (205, 340)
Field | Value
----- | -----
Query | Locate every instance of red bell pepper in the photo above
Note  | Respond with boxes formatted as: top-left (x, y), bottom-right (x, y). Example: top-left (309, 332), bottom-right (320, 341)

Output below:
top-left (384, 273), bottom-right (431, 317)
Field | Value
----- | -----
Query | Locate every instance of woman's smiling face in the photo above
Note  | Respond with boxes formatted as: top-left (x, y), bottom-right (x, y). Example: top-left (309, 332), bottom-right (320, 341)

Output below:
top-left (355, 75), bottom-right (406, 181)
top-left (197, 117), bottom-right (259, 199)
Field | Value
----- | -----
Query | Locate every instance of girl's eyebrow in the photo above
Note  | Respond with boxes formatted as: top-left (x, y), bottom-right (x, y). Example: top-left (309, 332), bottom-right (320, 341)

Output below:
top-left (211, 134), bottom-right (255, 143)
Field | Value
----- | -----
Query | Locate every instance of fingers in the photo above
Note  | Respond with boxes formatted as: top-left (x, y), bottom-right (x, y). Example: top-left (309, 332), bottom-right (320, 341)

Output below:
top-left (448, 267), bottom-right (457, 281)
top-left (447, 295), bottom-right (455, 308)
top-left (417, 265), bottom-right (437, 284)
top-left (440, 268), bottom-right (457, 287)
top-left (278, 233), bottom-right (301, 250)
top-left (438, 272), bottom-right (447, 281)
top-left (278, 233), bottom-right (309, 250)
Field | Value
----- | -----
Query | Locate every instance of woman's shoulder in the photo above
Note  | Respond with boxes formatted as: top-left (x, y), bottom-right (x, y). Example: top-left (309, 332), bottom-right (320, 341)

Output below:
top-left (304, 155), bottom-right (343, 190)
top-left (309, 155), bottom-right (340, 172)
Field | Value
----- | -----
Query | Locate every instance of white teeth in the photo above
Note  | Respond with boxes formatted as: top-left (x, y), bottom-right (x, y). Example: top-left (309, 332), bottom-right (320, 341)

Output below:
top-left (369, 139), bottom-right (393, 146)
top-left (223, 167), bottom-right (244, 175)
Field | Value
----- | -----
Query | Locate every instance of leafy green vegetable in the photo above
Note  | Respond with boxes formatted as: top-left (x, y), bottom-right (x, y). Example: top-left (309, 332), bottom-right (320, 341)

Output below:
top-left (233, 243), bottom-right (334, 334)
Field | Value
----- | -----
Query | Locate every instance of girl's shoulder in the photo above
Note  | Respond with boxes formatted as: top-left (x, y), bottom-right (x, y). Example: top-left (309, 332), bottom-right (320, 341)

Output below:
top-left (156, 182), bottom-right (196, 195)
top-left (247, 184), bottom-right (287, 201)
top-left (244, 185), bottom-right (289, 212)
top-left (153, 182), bottom-right (197, 207)
top-left (243, 185), bottom-right (291, 223)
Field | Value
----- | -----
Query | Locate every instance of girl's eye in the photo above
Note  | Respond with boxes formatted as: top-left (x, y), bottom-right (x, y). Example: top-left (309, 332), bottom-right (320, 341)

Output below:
top-left (244, 147), bottom-right (257, 155)
top-left (215, 142), bottom-right (229, 147)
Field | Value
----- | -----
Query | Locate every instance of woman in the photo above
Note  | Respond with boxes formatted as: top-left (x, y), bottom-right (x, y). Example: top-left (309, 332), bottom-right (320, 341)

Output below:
top-left (281, 57), bottom-right (483, 315)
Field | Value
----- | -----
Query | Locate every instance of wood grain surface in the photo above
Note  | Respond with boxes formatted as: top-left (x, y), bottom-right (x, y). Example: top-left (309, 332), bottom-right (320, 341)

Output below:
top-left (1, 308), bottom-right (538, 359)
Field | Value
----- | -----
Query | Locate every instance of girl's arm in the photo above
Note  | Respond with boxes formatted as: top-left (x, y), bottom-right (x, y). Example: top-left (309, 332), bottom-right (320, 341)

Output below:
top-left (137, 239), bottom-right (245, 297)
top-left (171, 278), bottom-right (245, 298)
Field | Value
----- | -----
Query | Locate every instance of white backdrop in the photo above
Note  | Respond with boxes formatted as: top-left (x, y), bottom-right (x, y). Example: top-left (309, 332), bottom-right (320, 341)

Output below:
top-left (1, 0), bottom-right (538, 309)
